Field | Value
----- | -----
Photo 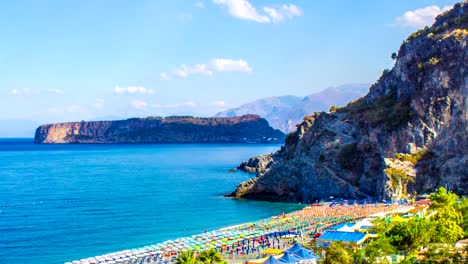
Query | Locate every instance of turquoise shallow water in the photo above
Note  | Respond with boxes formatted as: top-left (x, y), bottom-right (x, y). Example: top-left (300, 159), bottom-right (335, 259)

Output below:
top-left (0, 139), bottom-right (303, 264)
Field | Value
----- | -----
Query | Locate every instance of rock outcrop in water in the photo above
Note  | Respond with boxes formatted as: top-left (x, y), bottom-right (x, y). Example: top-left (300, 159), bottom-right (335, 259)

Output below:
top-left (34, 115), bottom-right (285, 144)
top-left (229, 2), bottom-right (468, 202)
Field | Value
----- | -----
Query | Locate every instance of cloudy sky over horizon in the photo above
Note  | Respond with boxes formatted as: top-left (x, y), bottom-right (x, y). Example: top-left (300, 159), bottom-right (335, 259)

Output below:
top-left (0, 0), bottom-right (460, 123)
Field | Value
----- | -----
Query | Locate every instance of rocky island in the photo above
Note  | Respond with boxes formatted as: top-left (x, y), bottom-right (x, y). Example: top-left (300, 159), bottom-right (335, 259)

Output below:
top-left (229, 3), bottom-right (468, 202)
top-left (34, 114), bottom-right (285, 144)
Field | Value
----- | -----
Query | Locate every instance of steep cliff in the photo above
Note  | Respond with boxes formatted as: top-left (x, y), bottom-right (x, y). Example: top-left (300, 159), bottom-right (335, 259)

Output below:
top-left (230, 2), bottom-right (468, 202)
top-left (34, 115), bottom-right (285, 144)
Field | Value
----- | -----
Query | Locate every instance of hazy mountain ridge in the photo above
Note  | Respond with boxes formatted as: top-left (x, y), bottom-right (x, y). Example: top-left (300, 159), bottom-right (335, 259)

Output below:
top-left (216, 84), bottom-right (369, 133)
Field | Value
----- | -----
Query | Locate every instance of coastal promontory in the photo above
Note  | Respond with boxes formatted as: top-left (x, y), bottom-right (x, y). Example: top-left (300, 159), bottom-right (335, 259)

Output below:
top-left (34, 115), bottom-right (285, 144)
top-left (230, 3), bottom-right (468, 202)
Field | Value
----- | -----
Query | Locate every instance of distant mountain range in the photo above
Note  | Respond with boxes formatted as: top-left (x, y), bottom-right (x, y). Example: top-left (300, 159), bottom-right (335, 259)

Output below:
top-left (216, 84), bottom-right (369, 133)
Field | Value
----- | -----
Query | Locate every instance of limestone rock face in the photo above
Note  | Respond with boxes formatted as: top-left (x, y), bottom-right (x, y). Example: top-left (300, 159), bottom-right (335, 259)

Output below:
top-left (34, 115), bottom-right (285, 144)
top-left (231, 3), bottom-right (468, 202)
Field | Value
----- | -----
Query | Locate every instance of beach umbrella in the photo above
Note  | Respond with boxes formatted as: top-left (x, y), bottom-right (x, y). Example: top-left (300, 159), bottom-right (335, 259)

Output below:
top-left (262, 255), bottom-right (284, 264)
top-left (293, 249), bottom-right (318, 260)
top-left (279, 252), bottom-right (302, 263)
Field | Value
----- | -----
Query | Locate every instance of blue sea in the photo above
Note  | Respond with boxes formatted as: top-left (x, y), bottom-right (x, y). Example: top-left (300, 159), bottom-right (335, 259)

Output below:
top-left (0, 139), bottom-right (303, 264)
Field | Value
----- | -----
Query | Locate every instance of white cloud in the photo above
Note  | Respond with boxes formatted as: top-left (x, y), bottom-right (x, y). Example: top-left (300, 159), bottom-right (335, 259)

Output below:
top-left (171, 64), bottom-right (213, 78)
top-left (211, 100), bottom-right (228, 107)
top-left (10, 88), bottom-right (33, 96)
top-left (394, 5), bottom-right (451, 28)
top-left (213, 0), bottom-right (270, 23)
top-left (282, 4), bottom-right (303, 17)
top-left (152, 101), bottom-right (197, 108)
top-left (263, 4), bottom-right (303, 23)
top-left (195, 1), bottom-right (205, 8)
top-left (114, 86), bottom-right (154, 95)
top-left (209, 58), bottom-right (252, 73)
top-left (66, 105), bottom-right (85, 113)
top-left (263, 7), bottom-right (283, 23)
top-left (161, 58), bottom-right (252, 80)
top-left (47, 89), bottom-right (64, 95)
top-left (160, 72), bottom-right (172, 81)
top-left (131, 100), bottom-right (148, 110)
top-left (91, 98), bottom-right (105, 110)
top-left (213, 0), bottom-right (302, 23)
top-left (10, 88), bottom-right (65, 96)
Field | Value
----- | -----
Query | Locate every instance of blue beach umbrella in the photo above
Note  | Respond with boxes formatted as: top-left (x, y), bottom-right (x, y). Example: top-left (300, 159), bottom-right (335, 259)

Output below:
top-left (262, 255), bottom-right (284, 264)
top-left (279, 252), bottom-right (302, 263)
top-left (285, 244), bottom-right (303, 254)
top-left (293, 249), bottom-right (318, 260)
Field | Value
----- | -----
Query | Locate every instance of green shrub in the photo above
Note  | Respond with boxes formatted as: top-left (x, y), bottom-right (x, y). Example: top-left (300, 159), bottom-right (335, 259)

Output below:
top-left (358, 93), bottom-right (410, 129)
top-left (329, 106), bottom-right (340, 112)
top-left (428, 57), bottom-right (440, 65)
top-left (394, 150), bottom-right (428, 164)
top-left (384, 167), bottom-right (414, 189)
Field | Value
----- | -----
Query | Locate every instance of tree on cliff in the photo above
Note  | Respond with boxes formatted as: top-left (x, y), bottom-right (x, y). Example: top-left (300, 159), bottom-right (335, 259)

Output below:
top-left (455, 197), bottom-right (468, 238)
top-left (430, 206), bottom-right (464, 243)
top-left (430, 187), bottom-right (458, 209)
top-left (323, 242), bottom-right (353, 264)
top-left (387, 218), bottom-right (434, 258)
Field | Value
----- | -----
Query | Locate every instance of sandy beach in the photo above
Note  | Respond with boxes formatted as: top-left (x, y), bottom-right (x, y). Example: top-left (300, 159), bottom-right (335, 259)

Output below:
top-left (67, 203), bottom-right (410, 264)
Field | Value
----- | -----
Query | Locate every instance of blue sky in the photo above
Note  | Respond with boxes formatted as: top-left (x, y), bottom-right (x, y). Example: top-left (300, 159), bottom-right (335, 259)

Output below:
top-left (0, 0), bottom-right (460, 123)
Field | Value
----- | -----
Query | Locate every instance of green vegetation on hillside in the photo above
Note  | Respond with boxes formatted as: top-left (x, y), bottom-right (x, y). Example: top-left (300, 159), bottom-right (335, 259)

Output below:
top-left (394, 150), bottom-right (429, 164)
top-left (329, 106), bottom-right (340, 112)
top-left (344, 93), bottom-right (411, 130)
top-left (407, 2), bottom-right (468, 40)
top-left (318, 187), bottom-right (467, 263)
top-left (384, 167), bottom-right (414, 190)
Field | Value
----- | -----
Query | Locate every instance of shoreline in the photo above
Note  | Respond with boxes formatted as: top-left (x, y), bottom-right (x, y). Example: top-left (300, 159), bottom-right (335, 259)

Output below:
top-left (67, 203), bottom-right (411, 264)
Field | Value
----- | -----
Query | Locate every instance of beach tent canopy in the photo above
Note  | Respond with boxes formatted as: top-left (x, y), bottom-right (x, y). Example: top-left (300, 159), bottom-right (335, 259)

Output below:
top-left (261, 248), bottom-right (284, 255)
top-left (351, 219), bottom-right (373, 230)
top-left (336, 225), bottom-right (355, 232)
top-left (286, 244), bottom-right (304, 254)
top-left (263, 255), bottom-right (285, 264)
top-left (329, 223), bottom-right (352, 230)
top-left (279, 252), bottom-right (302, 263)
top-left (294, 249), bottom-right (318, 260)
top-left (317, 231), bottom-right (369, 245)
top-left (391, 215), bottom-right (407, 222)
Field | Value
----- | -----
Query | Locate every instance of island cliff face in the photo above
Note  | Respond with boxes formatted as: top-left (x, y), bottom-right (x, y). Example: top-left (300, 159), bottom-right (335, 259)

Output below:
top-left (230, 3), bottom-right (468, 202)
top-left (34, 115), bottom-right (285, 144)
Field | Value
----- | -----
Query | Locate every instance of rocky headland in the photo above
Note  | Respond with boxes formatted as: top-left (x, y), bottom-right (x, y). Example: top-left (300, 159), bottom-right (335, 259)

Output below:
top-left (34, 115), bottom-right (285, 144)
top-left (229, 2), bottom-right (468, 202)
